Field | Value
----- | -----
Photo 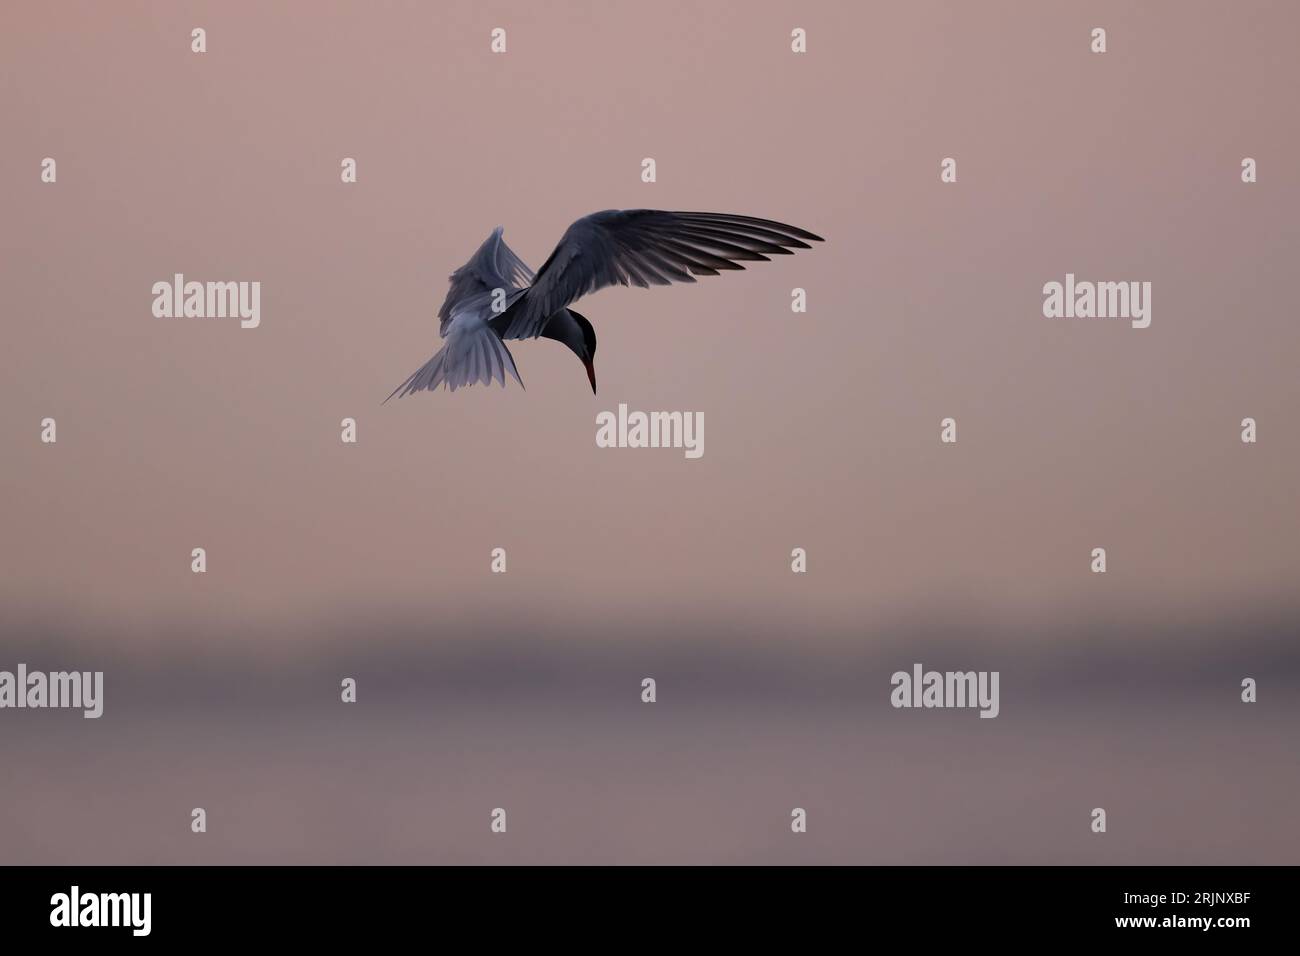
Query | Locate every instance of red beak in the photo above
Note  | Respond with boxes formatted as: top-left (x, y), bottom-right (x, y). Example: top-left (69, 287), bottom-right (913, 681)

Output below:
top-left (585, 360), bottom-right (597, 394)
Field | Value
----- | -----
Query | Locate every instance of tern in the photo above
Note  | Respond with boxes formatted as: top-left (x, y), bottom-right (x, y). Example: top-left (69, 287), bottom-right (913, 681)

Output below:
top-left (385, 210), bottom-right (823, 399)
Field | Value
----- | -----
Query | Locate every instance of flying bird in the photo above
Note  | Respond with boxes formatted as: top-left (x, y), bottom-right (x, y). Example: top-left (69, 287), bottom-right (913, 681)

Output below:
top-left (385, 209), bottom-right (823, 400)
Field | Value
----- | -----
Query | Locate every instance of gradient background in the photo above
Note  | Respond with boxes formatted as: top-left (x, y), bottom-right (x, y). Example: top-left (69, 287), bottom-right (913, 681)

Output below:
top-left (1, 0), bottom-right (1297, 863)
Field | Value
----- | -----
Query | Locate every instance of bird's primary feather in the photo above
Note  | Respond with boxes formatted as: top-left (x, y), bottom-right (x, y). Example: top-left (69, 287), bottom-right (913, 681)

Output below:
top-left (496, 210), bottom-right (824, 342)
top-left (437, 226), bottom-right (535, 335)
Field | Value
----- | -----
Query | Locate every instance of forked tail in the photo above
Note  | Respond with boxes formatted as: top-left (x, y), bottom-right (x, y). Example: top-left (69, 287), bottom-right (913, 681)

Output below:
top-left (384, 325), bottom-right (523, 403)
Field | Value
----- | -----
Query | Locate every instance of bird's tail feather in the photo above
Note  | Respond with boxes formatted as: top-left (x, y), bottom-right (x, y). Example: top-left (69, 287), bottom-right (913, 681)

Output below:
top-left (384, 326), bottom-right (523, 403)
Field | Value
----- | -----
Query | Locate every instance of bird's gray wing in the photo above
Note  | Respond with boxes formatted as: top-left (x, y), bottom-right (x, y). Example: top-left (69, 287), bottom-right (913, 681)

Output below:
top-left (438, 226), bottom-right (535, 336)
top-left (496, 210), bottom-right (823, 341)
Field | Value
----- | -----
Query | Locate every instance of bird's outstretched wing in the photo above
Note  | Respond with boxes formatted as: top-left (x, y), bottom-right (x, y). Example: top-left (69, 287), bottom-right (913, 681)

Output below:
top-left (495, 210), bottom-right (823, 341)
top-left (438, 226), bottom-right (535, 336)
